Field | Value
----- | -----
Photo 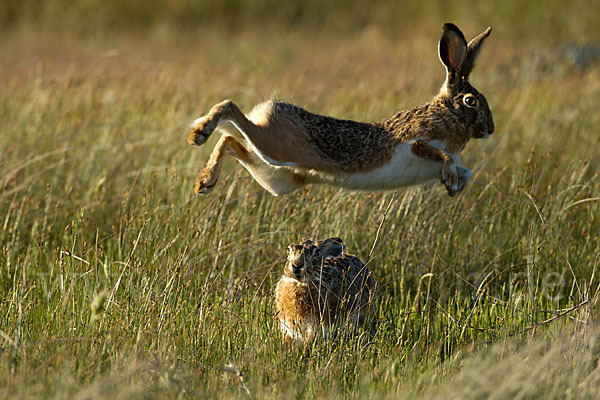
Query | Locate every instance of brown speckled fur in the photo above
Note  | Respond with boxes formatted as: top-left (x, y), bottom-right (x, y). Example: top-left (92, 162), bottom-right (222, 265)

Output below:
top-left (274, 238), bottom-right (377, 343)
top-left (187, 23), bottom-right (494, 196)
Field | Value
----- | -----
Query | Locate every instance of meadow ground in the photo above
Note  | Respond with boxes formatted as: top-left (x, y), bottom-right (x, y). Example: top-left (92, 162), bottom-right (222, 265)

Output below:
top-left (1, 1), bottom-right (600, 398)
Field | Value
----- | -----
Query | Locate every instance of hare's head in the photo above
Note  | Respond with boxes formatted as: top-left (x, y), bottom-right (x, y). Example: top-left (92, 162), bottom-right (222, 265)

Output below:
top-left (285, 237), bottom-right (344, 281)
top-left (437, 23), bottom-right (494, 139)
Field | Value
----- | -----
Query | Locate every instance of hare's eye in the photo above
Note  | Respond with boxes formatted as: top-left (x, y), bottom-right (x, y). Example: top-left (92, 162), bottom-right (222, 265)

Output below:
top-left (463, 95), bottom-right (478, 108)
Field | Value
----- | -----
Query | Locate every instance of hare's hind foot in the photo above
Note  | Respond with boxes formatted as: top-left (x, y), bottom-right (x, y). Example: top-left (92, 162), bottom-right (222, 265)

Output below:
top-left (194, 167), bottom-right (219, 195)
top-left (188, 115), bottom-right (214, 146)
top-left (192, 135), bottom-right (249, 195)
top-left (188, 99), bottom-right (235, 146)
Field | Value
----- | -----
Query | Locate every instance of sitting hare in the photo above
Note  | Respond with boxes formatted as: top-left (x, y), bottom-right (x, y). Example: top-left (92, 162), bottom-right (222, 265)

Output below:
top-left (274, 238), bottom-right (377, 343)
top-left (187, 23), bottom-right (494, 197)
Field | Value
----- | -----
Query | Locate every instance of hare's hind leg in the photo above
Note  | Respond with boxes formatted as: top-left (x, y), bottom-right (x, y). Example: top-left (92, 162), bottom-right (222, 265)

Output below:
top-left (194, 135), bottom-right (252, 194)
top-left (188, 100), bottom-right (287, 164)
top-left (188, 99), bottom-right (238, 146)
top-left (195, 132), bottom-right (308, 196)
top-left (189, 100), bottom-right (331, 171)
top-left (189, 99), bottom-right (271, 150)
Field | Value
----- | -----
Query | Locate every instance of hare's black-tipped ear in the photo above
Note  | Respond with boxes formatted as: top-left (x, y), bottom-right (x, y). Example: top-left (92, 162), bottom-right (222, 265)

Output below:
top-left (318, 237), bottom-right (344, 258)
top-left (462, 26), bottom-right (492, 79)
top-left (301, 238), bottom-right (313, 246)
top-left (439, 23), bottom-right (468, 88)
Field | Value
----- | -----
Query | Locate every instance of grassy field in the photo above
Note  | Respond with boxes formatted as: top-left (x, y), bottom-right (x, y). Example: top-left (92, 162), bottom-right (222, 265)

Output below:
top-left (1, 1), bottom-right (600, 398)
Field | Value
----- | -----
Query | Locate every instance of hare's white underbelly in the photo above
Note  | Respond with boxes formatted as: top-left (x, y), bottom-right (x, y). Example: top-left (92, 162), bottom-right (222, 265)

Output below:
top-left (218, 118), bottom-right (456, 194)
top-left (331, 141), bottom-right (452, 191)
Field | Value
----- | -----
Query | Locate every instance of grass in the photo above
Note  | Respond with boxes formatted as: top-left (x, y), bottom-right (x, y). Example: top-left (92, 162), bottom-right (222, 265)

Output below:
top-left (1, 2), bottom-right (600, 398)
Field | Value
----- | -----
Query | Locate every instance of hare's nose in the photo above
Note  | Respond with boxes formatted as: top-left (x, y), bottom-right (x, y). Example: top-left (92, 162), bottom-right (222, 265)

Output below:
top-left (488, 118), bottom-right (495, 134)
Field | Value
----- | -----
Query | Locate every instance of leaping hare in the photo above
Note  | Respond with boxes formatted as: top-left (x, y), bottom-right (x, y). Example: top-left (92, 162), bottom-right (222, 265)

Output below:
top-left (187, 23), bottom-right (494, 197)
top-left (274, 238), bottom-right (377, 343)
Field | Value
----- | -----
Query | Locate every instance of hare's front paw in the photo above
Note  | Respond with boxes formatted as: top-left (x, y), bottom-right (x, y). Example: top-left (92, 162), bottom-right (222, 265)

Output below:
top-left (188, 115), bottom-right (218, 146)
top-left (443, 166), bottom-right (472, 196)
top-left (441, 163), bottom-right (459, 196)
top-left (455, 166), bottom-right (472, 192)
top-left (194, 168), bottom-right (219, 195)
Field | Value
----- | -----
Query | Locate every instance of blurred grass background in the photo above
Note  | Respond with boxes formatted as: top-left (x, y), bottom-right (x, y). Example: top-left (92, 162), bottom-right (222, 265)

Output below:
top-left (1, 0), bottom-right (600, 398)
top-left (2, 0), bottom-right (600, 40)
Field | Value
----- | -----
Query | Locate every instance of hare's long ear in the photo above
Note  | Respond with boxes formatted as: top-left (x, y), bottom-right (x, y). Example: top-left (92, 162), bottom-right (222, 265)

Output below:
top-left (301, 238), bottom-right (313, 246)
top-left (439, 23), bottom-right (468, 91)
top-left (462, 27), bottom-right (492, 79)
top-left (318, 237), bottom-right (344, 259)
